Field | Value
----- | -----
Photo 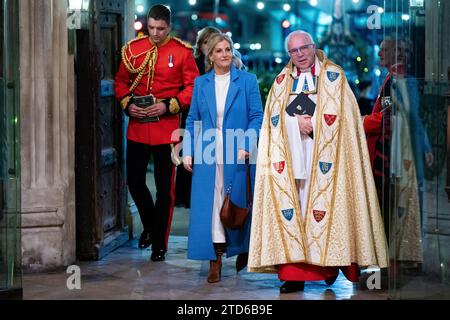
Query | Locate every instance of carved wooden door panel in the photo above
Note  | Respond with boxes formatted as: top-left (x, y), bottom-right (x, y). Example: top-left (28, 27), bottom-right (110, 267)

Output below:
top-left (75, 0), bottom-right (127, 260)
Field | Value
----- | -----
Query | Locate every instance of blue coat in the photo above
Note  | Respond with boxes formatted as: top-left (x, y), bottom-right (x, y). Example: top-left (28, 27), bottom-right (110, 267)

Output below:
top-left (393, 76), bottom-right (432, 208)
top-left (183, 65), bottom-right (263, 260)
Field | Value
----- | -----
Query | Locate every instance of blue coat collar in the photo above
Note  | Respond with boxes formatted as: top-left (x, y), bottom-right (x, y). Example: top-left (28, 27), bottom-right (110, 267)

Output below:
top-left (202, 65), bottom-right (241, 127)
top-left (205, 64), bottom-right (240, 82)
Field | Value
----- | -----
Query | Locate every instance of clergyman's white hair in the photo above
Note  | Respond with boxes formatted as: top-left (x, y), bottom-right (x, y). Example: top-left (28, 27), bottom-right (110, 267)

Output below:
top-left (285, 30), bottom-right (315, 52)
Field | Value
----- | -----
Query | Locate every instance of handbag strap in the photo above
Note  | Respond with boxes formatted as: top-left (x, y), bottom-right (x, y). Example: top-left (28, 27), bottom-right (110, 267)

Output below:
top-left (226, 159), bottom-right (252, 207)
top-left (245, 159), bottom-right (252, 208)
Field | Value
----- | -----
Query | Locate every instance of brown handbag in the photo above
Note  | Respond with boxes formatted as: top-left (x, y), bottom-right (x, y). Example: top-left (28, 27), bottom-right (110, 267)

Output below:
top-left (219, 161), bottom-right (252, 229)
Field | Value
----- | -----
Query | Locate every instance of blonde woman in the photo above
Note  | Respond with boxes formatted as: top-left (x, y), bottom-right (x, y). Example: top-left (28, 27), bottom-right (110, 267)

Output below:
top-left (183, 34), bottom-right (263, 283)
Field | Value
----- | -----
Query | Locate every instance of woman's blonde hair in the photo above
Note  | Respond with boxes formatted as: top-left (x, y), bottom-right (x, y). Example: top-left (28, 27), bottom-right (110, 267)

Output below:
top-left (205, 33), bottom-right (244, 72)
top-left (194, 26), bottom-right (221, 58)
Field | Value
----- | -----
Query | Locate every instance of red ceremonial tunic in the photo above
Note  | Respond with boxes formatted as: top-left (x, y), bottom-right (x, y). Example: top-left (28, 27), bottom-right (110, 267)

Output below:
top-left (363, 73), bottom-right (392, 166)
top-left (114, 36), bottom-right (199, 145)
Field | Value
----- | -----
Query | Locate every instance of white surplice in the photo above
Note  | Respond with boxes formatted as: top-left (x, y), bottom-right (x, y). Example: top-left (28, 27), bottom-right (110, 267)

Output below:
top-left (284, 57), bottom-right (320, 219)
top-left (211, 72), bottom-right (230, 243)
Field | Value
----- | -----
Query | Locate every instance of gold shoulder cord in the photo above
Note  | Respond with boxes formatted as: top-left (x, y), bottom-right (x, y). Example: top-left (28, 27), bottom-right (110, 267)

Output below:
top-left (121, 37), bottom-right (158, 93)
top-left (172, 37), bottom-right (193, 49)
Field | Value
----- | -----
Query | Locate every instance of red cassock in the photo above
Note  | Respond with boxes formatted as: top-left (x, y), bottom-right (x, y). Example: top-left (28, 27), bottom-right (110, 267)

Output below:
top-left (114, 36), bottom-right (199, 145)
top-left (363, 73), bottom-right (392, 166)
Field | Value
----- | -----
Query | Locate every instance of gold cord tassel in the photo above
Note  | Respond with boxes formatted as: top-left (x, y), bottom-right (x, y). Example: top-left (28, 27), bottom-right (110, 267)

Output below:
top-left (121, 38), bottom-right (158, 93)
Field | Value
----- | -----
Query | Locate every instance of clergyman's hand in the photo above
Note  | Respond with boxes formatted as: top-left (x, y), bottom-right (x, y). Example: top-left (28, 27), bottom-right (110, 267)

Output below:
top-left (296, 114), bottom-right (313, 136)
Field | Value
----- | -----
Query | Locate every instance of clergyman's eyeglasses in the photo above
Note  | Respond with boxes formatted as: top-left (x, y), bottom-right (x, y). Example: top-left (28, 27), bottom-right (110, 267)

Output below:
top-left (288, 44), bottom-right (315, 55)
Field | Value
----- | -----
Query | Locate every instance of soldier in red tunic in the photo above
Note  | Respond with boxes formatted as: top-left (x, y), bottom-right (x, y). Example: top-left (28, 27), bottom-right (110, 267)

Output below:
top-left (114, 4), bottom-right (199, 261)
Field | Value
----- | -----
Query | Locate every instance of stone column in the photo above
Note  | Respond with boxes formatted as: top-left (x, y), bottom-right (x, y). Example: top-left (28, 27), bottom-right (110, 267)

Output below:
top-left (19, 0), bottom-right (76, 271)
top-left (124, 0), bottom-right (136, 42)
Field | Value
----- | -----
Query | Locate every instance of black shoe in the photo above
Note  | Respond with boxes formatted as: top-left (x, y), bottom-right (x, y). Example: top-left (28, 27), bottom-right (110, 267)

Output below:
top-left (325, 274), bottom-right (339, 286)
top-left (138, 230), bottom-right (152, 249)
top-left (151, 249), bottom-right (166, 262)
top-left (279, 281), bottom-right (305, 294)
top-left (236, 253), bottom-right (248, 273)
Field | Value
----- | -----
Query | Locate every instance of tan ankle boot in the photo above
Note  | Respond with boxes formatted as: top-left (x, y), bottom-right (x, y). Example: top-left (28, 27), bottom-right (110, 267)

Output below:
top-left (207, 243), bottom-right (226, 283)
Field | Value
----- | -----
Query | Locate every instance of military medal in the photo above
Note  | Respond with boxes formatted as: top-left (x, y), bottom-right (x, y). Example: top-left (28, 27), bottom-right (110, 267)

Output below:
top-left (168, 55), bottom-right (173, 68)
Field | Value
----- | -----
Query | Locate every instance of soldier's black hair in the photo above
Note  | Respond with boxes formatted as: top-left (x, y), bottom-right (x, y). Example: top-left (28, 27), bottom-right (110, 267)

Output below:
top-left (147, 4), bottom-right (171, 26)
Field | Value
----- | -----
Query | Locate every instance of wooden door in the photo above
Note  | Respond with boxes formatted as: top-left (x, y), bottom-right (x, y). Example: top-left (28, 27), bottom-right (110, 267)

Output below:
top-left (446, 67), bottom-right (450, 201)
top-left (75, 0), bottom-right (127, 260)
